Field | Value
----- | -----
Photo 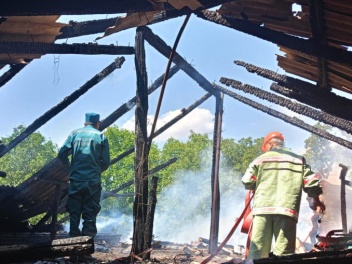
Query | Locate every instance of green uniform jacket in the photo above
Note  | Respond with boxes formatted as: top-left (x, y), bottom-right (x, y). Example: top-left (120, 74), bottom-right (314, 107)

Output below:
top-left (242, 147), bottom-right (322, 222)
top-left (58, 125), bottom-right (110, 183)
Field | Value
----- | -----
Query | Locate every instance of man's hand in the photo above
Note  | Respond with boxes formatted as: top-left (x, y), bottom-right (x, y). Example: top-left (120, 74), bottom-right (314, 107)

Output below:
top-left (314, 194), bottom-right (325, 214)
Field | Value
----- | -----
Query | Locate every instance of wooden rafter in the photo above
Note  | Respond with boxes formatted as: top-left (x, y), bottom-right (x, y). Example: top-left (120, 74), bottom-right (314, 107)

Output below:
top-left (0, 0), bottom-right (235, 16)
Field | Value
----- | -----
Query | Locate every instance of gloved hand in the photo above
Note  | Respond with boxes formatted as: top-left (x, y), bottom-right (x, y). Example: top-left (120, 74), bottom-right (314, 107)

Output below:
top-left (314, 194), bottom-right (325, 214)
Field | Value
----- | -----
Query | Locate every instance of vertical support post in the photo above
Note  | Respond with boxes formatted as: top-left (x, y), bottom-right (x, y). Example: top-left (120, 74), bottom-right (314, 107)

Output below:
top-left (209, 92), bottom-right (224, 253)
top-left (132, 26), bottom-right (149, 256)
top-left (50, 184), bottom-right (62, 240)
top-left (339, 164), bottom-right (348, 233)
top-left (145, 176), bottom-right (159, 259)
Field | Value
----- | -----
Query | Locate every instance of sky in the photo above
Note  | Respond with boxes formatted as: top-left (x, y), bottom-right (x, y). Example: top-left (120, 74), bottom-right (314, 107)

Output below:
top-left (0, 4), bottom-right (326, 155)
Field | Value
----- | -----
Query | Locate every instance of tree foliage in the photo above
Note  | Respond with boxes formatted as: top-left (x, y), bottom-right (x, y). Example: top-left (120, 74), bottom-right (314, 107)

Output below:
top-left (0, 125), bottom-right (57, 186)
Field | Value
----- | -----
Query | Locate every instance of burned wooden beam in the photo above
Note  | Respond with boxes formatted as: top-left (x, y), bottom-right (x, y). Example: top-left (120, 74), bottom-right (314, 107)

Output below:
top-left (0, 41), bottom-right (134, 55)
top-left (0, 59), bottom-right (32, 88)
top-left (0, 57), bottom-right (126, 159)
top-left (0, 236), bottom-right (94, 264)
top-left (212, 83), bottom-right (352, 150)
top-left (196, 10), bottom-right (352, 67)
top-left (270, 83), bottom-right (352, 122)
top-left (141, 26), bottom-right (219, 97)
top-left (234, 60), bottom-right (352, 121)
top-left (145, 176), bottom-right (159, 259)
top-left (220, 77), bottom-right (352, 135)
top-left (309, 0), bottom-right (330, 91)
top-left (209, 93), bottom-right (223, 254)
top-left (0, 0), bottom-right (235, 16)
top-left (132, 27), bottom-right (149, 256)
top-left (100, 157), bottom-right (178, 200)
top-left (57, 8), bottom-right (189, 40)
top-left (57, 17), bottom-right (120, 40)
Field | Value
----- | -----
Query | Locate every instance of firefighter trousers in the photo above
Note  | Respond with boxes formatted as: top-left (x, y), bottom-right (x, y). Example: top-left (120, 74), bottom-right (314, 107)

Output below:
top-left (248, 214), bottom-right (296, 259)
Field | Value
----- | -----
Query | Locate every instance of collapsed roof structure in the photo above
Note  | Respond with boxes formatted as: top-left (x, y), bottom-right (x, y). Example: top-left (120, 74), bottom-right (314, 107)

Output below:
top-left (0, 0), bottom-right (352, 261)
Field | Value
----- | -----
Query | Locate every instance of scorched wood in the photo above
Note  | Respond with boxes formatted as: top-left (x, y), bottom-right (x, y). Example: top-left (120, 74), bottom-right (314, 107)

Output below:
top-left (0, 236), bottom-right (94, 263)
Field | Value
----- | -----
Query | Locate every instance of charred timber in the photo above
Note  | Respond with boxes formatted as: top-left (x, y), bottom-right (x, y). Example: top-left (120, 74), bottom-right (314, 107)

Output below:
top-left (57, 8), bottom-right (190, 40)
top-left (0, 0), bottom-right (235, 16)
top-left (0, 59), bottom-right (32, 88)
top-left (57, 17), bottom-right (120, 40)
top-left (132, 27), bottom-right (149, 255)
top-left (196, 10), bottom-right (352, 67)
top-left (234, 61), bottom-right (352, 120)
top-left (0, 57), bottom-right (125, 159)
top-left (145, 176), bottom-right (159, 259)
top-left (270, 83), bottom-right (352, 122)
top-left (0, 236), bottom-right (94, 264)
top-left (211, 83), bottom-right (352, 150)
top-left (0, 42), bottom-right (135, 55)
top-left (308, 0), bottom-right (330, 90)
top-left (100, 157), bottom-right (177, 200)
top-left (220, 77), bottom-right (352, 135)
top-left (209, 93), bottom-right (223, 253)
top-left (141, 26), bottom-right (219, 97)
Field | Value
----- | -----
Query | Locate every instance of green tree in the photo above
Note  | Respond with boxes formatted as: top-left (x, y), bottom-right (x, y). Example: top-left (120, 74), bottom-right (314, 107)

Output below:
top-left (303, 123), bottom-right (334, 178)
top-left (0, 125), bottom-right (57, 186)
top-left (221, 137), bottom-right (262, 174)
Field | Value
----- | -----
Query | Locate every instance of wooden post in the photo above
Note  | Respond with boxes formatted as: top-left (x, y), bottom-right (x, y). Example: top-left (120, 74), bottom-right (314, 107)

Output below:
top-left (50, 183), bottom-right (62, 240)
top-left (209, 93), bottom-right (224, 253)
top-left (145, 176), bottom-right (159, 259)
top-left (339, 164), bottom-right (348, 233)
top-left (131, 26), bottom-right (149, 256)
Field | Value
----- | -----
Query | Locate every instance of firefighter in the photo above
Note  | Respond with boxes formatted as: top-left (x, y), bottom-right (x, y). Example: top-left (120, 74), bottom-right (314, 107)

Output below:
top-left (242, 132), bottom-right (325, 259)
top-left (58, 113), bottom-right (110, 240)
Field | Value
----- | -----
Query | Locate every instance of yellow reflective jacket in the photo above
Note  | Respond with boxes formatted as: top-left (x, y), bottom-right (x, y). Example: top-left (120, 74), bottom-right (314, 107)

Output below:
top-left (242, 147), bottom-right (322, 221)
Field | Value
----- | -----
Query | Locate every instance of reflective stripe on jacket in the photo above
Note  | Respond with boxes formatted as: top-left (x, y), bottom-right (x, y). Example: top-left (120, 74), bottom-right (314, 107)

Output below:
top-left (58, 125), bottom-right (110, 183)
top-left (242, 147), bottom-right (322, 221)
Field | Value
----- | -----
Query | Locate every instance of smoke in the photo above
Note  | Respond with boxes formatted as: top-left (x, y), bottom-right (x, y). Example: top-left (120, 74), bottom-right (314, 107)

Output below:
top-left (152, 148), bottom-right (247, 247)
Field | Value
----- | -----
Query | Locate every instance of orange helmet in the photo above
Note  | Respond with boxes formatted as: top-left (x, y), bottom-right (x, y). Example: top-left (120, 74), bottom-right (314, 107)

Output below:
top-left (261, 132), bottom-right (284, 152)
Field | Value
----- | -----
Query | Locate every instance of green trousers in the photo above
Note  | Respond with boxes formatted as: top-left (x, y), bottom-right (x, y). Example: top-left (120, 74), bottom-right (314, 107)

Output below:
top-left (66, 180), bottom-right (101, 238)
top-left (248, 214), bottom-right (296, 259)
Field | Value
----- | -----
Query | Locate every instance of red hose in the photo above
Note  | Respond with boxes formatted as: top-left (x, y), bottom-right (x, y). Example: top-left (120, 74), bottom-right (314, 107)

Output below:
top-left (201, 193), bottom-right (254, 264)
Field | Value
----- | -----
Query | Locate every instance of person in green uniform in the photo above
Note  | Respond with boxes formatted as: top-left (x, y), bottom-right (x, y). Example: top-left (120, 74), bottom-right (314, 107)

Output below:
top-left (242, 132), bottom-right (325, 259)
top-left (58, 112), bottom-right (110, 239)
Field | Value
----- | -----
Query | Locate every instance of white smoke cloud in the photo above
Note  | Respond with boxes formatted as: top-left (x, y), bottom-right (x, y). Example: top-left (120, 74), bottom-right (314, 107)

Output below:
top-left (121, 108), bottom-right (215, 143)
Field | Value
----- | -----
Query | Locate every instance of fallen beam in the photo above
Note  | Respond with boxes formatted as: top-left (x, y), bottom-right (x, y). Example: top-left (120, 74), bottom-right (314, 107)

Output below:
top-left (234, 60), bottom-right (352, 121)
top-left (0, 236), bottom-right (94, 264)
top-left (220, 77), bottom-right (352, 135)
top-left (212, 83), bottom-right (352, 150)
top-left (0, 42), bottom-right (135, 55)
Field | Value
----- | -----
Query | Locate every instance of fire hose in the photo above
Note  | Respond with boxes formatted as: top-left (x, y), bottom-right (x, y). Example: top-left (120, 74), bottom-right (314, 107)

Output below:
top-left (201, 191), bottom-right (254, 264)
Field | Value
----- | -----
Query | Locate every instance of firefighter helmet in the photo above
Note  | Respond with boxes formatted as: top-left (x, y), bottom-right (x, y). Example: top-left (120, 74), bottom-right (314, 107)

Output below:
top-left (261, 132), bottom-right (284, 152)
